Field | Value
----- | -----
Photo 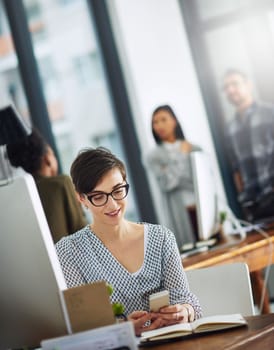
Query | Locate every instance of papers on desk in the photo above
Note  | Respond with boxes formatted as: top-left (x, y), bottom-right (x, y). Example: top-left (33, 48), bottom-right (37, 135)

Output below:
top-left (181, 245), bottom-right (209, 259)
top-left (41, 321), bottom-right (138, 350)
top-left (180, 238), bottom-right (217, 258)
top-left (140, 313), bottom-right (247, 345)
top-left (181, 238), bottom-right (217, 252)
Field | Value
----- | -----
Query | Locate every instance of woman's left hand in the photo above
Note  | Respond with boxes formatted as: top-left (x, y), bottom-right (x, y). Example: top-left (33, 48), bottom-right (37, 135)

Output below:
top-left (127, 310), bottom-right (163, 336)
top-left (180, 141), bottom-right (193, 154)
top-left (156, 303), bottom-right (195, 326)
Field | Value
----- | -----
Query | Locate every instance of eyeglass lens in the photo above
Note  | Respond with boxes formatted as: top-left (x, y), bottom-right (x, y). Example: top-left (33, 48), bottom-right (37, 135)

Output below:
top-left (87, 184), bottom-right (129, 206)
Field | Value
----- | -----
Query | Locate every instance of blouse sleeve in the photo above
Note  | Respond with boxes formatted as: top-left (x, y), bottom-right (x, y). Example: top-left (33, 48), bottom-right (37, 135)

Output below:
top-left (55, 236), bottom-right (86, 288)
top-left (161, 227), bottom-right (202, 319)
top-left (147, 148), bottom-right (193, 192)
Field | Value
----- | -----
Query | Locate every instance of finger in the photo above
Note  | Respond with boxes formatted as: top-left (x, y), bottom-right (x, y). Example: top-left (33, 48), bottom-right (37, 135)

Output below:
top-left (181, 304), bottom-right (195, 322)
top-left (161, 309), bottom-right (188, 324)
top-left (133, 313), bottom-right (152, 329)
top-left (159, 304), bottom-right (180, 314)
top-left (186, 306), bottom-right (195, 322)
top-left (180, 308), bottom-right (189, 323)
top-left (132, 314), bottom-right (152, 336)
top-left (128, 310), bottom-right (148, 320)
top-left (144, 317), bottom-right (163, 331)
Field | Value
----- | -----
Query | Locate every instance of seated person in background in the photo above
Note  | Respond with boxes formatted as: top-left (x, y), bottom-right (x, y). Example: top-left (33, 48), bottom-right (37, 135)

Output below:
top-left (7, 128), bottom-right (87, 243)
top-left (146, 105), bottom-right (202, 249)
top-left (55, 147), bottom-right (202, 336)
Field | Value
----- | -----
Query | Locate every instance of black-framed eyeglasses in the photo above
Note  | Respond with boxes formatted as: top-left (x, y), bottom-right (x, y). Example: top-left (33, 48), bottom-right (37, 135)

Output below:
top-left (85, 183), bottom-right (129, 207)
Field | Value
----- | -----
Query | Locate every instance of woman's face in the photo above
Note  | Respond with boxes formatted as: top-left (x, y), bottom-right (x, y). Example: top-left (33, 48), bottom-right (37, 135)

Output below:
top-left (84, 167), bottom-right (127, 227)
top-left (152, 110), bottom-right (177, 142)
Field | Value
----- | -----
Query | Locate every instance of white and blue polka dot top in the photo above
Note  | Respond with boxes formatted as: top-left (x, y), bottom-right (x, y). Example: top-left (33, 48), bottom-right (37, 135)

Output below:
top-left (55, 223), bottom-right (202, 319)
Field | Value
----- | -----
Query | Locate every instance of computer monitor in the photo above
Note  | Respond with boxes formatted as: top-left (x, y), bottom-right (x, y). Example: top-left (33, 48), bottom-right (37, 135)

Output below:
top-left (0, 172), bottom-right (70, 350)
top-left (190, 152), bottom-right (219, 242)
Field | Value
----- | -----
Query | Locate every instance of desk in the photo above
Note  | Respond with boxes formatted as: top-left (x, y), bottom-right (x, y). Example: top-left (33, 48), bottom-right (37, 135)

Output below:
top-left (139, 313), bottom-right (274, 350)
top-left (182, 231), bottom-right (274, 272)
top-left (182, 231), bottom-right (274, 314)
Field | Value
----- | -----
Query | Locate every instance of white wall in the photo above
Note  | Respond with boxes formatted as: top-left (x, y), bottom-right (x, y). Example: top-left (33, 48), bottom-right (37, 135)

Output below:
top-left (108, 0), bottom-right (227, 220)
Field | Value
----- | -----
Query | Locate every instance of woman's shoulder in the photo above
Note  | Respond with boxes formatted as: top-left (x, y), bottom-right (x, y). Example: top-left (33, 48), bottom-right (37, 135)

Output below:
top-left (36, 174), bottom-right (73, 190)
top-left (55, 225), bottom-right (90, 249)
top-left (145, 223), bottom-right (175, 243)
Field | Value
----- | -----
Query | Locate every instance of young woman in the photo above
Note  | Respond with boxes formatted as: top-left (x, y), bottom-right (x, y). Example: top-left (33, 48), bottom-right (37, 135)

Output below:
top-left (55, 147), bottom-right (202, 336)
top-left (146, 105), bottom-right (202, 249)
top-left (7, 128), bottom-right (87, 242)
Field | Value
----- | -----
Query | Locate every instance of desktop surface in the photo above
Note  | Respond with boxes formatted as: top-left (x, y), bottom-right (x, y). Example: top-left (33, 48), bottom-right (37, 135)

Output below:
top-left (182, 229), bottom-right (274, 273)
top-left (138, 313), bottom-right (274, 350)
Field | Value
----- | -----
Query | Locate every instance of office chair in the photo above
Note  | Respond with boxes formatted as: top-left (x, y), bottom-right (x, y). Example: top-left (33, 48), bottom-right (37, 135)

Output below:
top-left (186, 262), bottom-right (255, 317)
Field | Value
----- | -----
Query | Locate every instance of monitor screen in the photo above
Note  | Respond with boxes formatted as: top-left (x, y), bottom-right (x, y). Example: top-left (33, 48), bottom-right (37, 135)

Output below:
top-left (0, 172), bottom-right (69, 350)
top-left (191, 152), bottom-right (218, 242)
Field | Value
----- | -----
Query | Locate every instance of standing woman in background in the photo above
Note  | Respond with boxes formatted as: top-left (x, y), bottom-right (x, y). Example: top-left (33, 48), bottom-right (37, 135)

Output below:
top-left (146, 105), bottom-right (201, 249)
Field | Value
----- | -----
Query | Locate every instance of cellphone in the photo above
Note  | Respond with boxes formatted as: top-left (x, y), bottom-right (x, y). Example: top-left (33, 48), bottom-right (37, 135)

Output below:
top-left (149, 290), bottom-right (170, 312)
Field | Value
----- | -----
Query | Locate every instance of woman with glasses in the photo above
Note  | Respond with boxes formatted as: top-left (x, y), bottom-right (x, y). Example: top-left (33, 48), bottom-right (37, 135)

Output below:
top-left (55, 147), bottom-right (202, 336)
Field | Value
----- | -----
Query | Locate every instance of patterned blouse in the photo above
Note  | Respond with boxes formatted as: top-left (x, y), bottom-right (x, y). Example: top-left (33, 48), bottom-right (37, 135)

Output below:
top-left (55, 223), bottom-right (202, 319)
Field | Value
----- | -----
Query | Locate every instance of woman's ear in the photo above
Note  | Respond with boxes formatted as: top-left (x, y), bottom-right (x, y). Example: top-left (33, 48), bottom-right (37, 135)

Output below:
top-left (43, 147), bottom-right (58, 176)
top-left (44, 153), bottom-right (51, 167)
top-left (77, 192), bottom-right (87, 206)
top-left (39, 152), bottom-right (54, 176)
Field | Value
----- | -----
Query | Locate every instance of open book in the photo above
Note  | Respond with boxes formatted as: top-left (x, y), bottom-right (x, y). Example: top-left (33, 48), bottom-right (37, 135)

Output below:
top-left (140, 313), bottom-right (247, 343)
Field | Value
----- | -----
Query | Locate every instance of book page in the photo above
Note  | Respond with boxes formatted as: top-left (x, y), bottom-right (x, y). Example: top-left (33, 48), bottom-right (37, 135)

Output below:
top-left (141, 322), bottom-right (192, 341)
top-left (140, 313), bottom-right (247, 342)
top-left (192, 313), bottom-right (247, 333)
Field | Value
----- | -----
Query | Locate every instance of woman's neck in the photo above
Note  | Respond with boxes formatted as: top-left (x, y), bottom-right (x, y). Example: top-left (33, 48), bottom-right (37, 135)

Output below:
top-left (162, 136), bottom-right (177, 143)
top-left (91, 220), bottom-right (129, 242)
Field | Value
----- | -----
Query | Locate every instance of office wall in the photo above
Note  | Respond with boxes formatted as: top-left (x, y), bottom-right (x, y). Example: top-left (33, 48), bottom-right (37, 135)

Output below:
top-left (108, 0), bottom-right (227, 221)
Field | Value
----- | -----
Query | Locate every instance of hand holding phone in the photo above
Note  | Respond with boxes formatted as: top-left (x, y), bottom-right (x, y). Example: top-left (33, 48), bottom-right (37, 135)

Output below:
top-left (149, 290), bottom-right (170, 312)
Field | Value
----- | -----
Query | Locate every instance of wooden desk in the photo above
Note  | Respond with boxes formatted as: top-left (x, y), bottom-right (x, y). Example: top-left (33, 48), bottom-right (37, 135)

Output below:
top-left (182, 231), bottom-right (274, 272)
top-left (139, 313), bottom-right (274, 350)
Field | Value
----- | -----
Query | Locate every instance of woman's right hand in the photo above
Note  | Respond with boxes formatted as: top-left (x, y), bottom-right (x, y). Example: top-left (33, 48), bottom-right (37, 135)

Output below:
top-left (127, 310), bottom-right (163, 336)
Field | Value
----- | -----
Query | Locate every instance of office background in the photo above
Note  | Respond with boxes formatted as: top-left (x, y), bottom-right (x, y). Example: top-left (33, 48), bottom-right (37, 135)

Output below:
top-left (0, 0), bottom-right (273, 297)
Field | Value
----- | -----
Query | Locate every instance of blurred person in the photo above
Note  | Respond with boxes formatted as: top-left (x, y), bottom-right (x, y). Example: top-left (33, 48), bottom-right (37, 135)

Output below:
top-left (55, 147), bottom-right (202, 336)
top-left (146, 105), bottom-right (201, 249)
top-left (223, 69), bottom-right (274, 222)
top-left (7, 128), bottom-right (87, 243)
top-left (223, 69), bottom-right (273, 314)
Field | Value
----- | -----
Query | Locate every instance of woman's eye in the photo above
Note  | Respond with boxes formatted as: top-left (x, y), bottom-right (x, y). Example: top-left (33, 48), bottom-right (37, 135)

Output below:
top-left (93, 194), bottom-right (105, 201)
top-left (113, 189), bottom-right (123, 195)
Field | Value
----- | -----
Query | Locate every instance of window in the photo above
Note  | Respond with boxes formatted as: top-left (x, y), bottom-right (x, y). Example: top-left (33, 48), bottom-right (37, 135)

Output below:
top-left (181, 0), bottom-right (274, 219)
top-left (0, 2), bottom-right (29, 121)
top-left (22, 0), bottom-right (139, 220)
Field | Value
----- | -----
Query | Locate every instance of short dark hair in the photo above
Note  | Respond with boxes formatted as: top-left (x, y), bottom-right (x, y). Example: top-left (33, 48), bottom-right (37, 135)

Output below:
top-left (7, 128), bottom-right (48, 174)
top-left (223, 68), bottom-right (248, 80)
top-left (151, 104), bottom-right (185, 144)
top-left (70, 147), bottom-right (127, 194)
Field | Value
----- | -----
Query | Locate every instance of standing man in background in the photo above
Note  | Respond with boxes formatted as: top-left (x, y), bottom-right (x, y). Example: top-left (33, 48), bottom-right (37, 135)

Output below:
top-left (223, 68), bottom-right (273, 313)
top-left (223, 69), bottom-right (274, 221)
